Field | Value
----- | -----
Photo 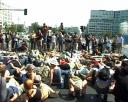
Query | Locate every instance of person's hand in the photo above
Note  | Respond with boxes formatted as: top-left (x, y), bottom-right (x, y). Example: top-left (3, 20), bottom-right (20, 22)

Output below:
top-left (11, 75), bottom-right (14, 78)
top-left (8, 99), bottom-right (14, 102)
top-left (16, 68), bottom-right (21, 73)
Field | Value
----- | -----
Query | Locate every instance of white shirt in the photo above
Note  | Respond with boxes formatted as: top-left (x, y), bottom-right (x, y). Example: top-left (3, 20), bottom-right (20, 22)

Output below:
top-left (52, 35), bottom-right (56, 43)
top-left (116, 36), bottom-right (124, 44)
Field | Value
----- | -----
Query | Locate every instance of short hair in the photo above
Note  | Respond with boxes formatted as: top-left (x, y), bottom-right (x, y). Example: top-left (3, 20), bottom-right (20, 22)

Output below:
top-left (23, 79), bottom-right (33, 90)
top-left (26, 64), bottom-right (35, 72)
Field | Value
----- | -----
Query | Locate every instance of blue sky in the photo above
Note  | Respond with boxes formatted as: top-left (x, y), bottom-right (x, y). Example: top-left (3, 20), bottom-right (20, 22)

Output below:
top-left (3, 0), bottom-right (128, 27)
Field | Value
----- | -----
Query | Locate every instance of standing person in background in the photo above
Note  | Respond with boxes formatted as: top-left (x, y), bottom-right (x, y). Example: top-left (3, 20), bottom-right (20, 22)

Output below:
top-left (112, 37), bottom-right (117, 53)
top-left (36, 29), bottom-right (43, 51)
top-left (30, 31), bottom-right (36, 50)
top-left (57, 32), bottom-right (64, 52)
top-left (98, 37), bottom-right (104, 54)
top-left (9, 31), bottom-right (13, 51)
top-left (116, 35), bottom-right (124, 54)
top-left (0, 33), bottom-right (3, 50)
top-left (47, 31), bottom-right (52, 51)
top-left (5, 31), bottom-right (12, 51)
top-left (51, 33), bottom-right (57, 51)
top-left (59, 22), bottom-right (65, 35)
top-left (85, 35), bottom-right (90, 53)
top-left (42, 23), bottom-right (49, 51)
top-left (72, 33), bottom-right (78, 51)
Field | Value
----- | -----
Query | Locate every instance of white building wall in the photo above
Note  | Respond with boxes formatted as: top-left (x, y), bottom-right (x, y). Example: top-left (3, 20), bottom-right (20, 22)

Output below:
top-left (0, 0), bottom-right (12, 31)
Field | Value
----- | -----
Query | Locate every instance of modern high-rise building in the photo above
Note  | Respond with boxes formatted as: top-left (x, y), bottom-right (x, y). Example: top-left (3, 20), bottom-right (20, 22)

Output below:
top-left (87, 10), bottom-right (128, 36)
top-left (0, 0), bottom-right (12, 32)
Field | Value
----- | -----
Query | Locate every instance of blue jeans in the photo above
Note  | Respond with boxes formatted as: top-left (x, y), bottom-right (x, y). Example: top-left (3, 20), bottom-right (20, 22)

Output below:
top-left (53, 68), bottom-right (70, 88)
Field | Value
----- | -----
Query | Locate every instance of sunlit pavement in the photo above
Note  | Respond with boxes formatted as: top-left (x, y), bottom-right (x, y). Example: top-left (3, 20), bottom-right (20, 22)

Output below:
top-left (45, 85), bottom-right (115, 102)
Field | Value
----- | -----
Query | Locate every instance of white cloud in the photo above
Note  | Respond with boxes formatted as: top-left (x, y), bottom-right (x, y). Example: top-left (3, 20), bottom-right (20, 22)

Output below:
top-left (3, 0), bottom-right (128, 27)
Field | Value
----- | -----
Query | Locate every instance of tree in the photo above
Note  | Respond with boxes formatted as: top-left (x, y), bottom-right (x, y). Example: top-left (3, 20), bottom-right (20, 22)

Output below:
top-left (51, 27), bottom-right (59, 33)
top-left (16, 24), bottom-right (25, 33)
top-left (9, 23), bottom-right (17, 33)
top-left (3, 22), bottom-right (9, 33)
top-left (29, 22), bottom-right (40, 33)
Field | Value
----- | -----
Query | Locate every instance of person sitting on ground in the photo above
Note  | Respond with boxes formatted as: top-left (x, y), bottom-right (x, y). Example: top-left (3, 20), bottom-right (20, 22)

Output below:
top-left (48, 58), bottom-right (60, 86)
top-left (69, 68), bottom-right (88, 97)
top-left (20, 79), bottom-right (59, 102)
top-left (21, 64), bottom-right (41, 84)
top-left (68, 60), bottom-right (92, 97)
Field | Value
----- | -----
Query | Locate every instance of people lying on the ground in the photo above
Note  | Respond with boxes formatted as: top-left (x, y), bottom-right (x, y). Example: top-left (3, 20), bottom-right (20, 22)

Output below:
top-left (6, 57), bottom-right (25, 77)
top-left (69, 73), bottom-right (87, 97)
top-left (2, 65), bottom-right (14, 81)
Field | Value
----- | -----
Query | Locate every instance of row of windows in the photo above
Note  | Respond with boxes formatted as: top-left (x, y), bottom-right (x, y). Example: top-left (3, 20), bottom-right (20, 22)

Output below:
top-left (89, 26), bottom-right (112, 28)
top-left (88, 28), bottom-right (112, 30)
top-left (88, 29), bottom-right (112, 31)
top-left (90, 23), bottom-right (112, 25)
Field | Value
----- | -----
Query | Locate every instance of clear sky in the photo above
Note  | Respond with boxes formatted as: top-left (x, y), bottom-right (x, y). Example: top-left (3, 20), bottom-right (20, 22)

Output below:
top-left (3, 0), bottom-right (128, 27)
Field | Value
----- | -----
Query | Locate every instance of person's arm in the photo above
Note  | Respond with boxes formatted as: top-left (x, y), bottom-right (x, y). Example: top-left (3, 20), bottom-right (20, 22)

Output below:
top-left (49, 69), bottom-right (54, 85)
top-left (8, 93), bottom-right (18, 102)
top-left (10, 63), bottom-right (19, 70)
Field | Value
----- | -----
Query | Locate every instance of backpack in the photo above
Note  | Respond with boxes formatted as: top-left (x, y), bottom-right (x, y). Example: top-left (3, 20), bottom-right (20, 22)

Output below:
top-left (98, 67), bottom-right (110, 81)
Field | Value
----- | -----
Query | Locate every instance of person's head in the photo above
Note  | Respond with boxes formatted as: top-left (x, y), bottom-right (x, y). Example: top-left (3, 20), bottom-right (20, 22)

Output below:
top-left (87, 61), bottom-right (93, 69)
top-left (49, 59), bottom-right (59, 68)
top-left (0, 63), bottom-right (6, 77)
top-left (23, 79), bottom-right (33, 90)
top-left (26, 64), bottom-right (36, 73)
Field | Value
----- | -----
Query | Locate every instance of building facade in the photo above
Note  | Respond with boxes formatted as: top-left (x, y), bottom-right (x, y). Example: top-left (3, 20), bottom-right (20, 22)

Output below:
top-left (87, 10), bottom-right (128, 36)
top-left (0, 0), bottom-right (12, 32)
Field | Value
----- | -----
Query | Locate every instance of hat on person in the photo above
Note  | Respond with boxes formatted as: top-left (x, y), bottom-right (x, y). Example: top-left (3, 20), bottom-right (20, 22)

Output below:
top-left (49, 58), bottom-right (59, 65)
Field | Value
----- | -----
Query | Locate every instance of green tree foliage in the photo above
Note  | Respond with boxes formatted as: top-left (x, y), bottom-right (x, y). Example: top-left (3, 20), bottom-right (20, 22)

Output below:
top-left (3, 22), bottom-right (25, 33)
top-left (65, 27), bottom-right (80, 34)
top-left (3, 22), bottom-right (9, 33)
top-left (9, 23), bottom-right (17, 33)
top-left (29, 22), bottom-right (40, 33)
top-left (16, 24), bottom-right (25, 33)
top-left (51, 27), bottom-right (59, 33)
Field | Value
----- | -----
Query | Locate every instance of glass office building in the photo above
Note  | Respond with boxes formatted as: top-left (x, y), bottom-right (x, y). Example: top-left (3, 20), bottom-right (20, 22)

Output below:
top-left (87, 10), bottom-right (128, 36)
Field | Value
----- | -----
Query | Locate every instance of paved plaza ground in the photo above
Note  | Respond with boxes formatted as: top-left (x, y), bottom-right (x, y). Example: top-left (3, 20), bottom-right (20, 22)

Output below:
top-left (46, 85), bottom-right (115, 102)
